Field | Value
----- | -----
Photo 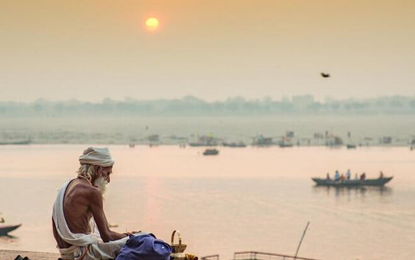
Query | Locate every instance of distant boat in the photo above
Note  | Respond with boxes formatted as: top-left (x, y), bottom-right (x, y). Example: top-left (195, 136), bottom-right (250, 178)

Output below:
top-left (203, 149), bottom-right (219, 156)
top-left (346, 144), bottom-right (357, 149)
top-left (189, 135), bottom-right (220, 147)
top-left (252, 135), bottom-right (273, 146)
top-left (222, 142), bottom-right (246, 148)
top-left (189, 142), bottom-right (217, 147)
top-left (0, 139), bottom-right (31, 145)
top-left (325, 135), bottom-right (343, 147)
top-left (0, 224), bottom-right (22, 236)
top-left (278, 140), bottom-right (293, 148)
top-left (312, 177), bottom-right (393, 187)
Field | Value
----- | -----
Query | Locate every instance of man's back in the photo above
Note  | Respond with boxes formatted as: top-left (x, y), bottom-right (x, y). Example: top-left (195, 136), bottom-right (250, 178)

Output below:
top-left (52, 147), bottom-right (132, 260)
top-left (52, 178), bottom-right (102, 248)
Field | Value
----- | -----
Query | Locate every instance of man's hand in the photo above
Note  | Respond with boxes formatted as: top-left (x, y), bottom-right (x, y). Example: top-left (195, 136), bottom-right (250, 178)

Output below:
top-left (124, 230), bottom-right (142, 236)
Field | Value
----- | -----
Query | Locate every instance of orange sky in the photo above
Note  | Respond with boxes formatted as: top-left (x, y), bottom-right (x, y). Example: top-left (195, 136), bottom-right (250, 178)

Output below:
top-left (1, 0), bottom-right (415, 101)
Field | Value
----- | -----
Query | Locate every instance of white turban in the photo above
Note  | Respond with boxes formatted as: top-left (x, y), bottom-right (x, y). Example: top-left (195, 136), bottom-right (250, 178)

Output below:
top-left (79, 147), bottom-right (115, 167)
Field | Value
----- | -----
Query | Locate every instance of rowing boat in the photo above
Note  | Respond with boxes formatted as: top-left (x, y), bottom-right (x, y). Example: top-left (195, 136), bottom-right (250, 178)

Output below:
top-left (311, 177), bottom-right (393, 186)
top-left (0, 224), bottom-right (22, 236)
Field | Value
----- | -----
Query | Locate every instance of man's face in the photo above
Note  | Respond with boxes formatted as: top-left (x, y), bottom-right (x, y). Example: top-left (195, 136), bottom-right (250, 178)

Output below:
top-left (97, 166), bottom-right (113, 183)
top-left (94, 166), bottom-right (113, 194)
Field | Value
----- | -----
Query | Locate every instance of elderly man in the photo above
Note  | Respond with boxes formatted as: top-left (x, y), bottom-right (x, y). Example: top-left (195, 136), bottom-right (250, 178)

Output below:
top-left (52, 147), bottom-right (134, 260)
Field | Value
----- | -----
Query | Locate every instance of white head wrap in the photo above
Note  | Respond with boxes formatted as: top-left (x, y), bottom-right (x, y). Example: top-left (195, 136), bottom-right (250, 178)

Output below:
top-left (79, 147), bottom-right (115, 167)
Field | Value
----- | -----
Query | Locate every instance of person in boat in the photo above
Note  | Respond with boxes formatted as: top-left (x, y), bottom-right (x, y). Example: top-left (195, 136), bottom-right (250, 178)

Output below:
top-left (52, 147), bottom-right (139, 260)
top-left (334, 170), bottom-right (340, 181)
top-left (326, 173), bottom-right (330, 180)
top-left (340, 173), bottom-right (346, 181)
top-left (354, 173), bottom-right (359, 180)
top-left (360, 172), bottom-right (366, 180)
top-left (346, 169), bottom-right (351, 180)
top-left (379, 171), bottom-right (384, 179)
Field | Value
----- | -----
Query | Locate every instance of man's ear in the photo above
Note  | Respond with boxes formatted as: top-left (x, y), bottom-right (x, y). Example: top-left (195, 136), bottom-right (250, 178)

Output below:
top-left (94, 166), bottom-right (102, 177)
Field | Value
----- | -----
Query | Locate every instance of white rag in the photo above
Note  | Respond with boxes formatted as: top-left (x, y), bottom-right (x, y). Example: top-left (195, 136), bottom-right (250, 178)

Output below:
top-left (52, 180), bottom-right (99, 258)
top-left (79, 147), bottom-right (115, 167)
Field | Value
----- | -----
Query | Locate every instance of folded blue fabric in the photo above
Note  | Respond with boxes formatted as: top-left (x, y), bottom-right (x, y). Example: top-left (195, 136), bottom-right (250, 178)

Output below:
top-left (116, 233), bottom-right (172, 260)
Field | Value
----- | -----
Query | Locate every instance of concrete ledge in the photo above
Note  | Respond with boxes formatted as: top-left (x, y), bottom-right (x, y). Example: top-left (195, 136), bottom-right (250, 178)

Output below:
top-left (0, 250), bottom-right (59, 260)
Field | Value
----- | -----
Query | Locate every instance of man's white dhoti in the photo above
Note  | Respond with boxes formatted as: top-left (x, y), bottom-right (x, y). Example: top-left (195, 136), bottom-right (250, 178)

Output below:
top-left (74, 237), bottom-right (129, 260)
top-left (52, 180), bottom-right (128, 260)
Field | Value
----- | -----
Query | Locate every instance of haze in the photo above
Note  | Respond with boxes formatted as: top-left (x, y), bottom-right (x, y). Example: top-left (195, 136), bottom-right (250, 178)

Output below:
top-left (1, 0), bottom-right (414, 102)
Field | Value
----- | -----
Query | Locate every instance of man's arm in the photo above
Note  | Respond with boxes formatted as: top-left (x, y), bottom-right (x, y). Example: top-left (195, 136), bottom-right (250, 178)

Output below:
top-left (89, 189), bottom-right (127, 242)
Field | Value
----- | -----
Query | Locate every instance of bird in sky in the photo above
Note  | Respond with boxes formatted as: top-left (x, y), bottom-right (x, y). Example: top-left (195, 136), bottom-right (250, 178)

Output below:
top-left (321, 72), bottom-right (330, 78)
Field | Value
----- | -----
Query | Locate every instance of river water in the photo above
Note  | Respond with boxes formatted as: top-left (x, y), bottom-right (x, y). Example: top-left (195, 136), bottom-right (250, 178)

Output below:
top-left (0, 145), bottom-right (414, 260)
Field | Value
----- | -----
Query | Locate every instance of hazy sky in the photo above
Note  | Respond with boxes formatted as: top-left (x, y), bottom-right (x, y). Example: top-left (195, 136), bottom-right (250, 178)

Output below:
top-left (1, 0), bottom-right (415, 102)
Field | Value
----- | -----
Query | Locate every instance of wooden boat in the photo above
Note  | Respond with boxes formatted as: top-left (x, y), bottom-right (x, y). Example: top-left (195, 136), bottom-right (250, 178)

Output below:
top-left (0, 140), bottom-right (31, 145)
top-left (0, 224), bottom-right (21, 236)
top-left (312, 177), bottom-right (393, 187)
top-left (252, 135), bottom-right (273, 146)
top-left (203, 149), bottom-right (219, 156)
top-left (278, 141), bottom-right (293, 148)
top-left (346, 143), bottom-right (357, 149)
top-left (222, 142), bottom-right (246, 148)
top-left (189, 135), bottom-right (220, 147)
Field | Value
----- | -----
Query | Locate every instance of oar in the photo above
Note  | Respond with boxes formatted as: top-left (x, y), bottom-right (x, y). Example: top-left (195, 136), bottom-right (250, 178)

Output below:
top-left (294, 221), bottom-right (310, 259)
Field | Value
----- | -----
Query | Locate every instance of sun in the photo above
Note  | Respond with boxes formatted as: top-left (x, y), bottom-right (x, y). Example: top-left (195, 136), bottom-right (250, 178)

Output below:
top-left (145, 18), bottom-right (159, 32)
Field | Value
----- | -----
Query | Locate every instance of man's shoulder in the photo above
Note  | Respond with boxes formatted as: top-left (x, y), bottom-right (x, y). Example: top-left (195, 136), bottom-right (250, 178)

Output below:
top-left (68, 179), bottom-right (101, 197)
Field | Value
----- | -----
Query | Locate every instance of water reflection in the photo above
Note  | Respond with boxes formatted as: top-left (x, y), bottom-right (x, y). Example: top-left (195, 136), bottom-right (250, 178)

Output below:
top-left (0, 234), bottom-right (18, 244)
top-left (312, 185), bottom-right (393, 197)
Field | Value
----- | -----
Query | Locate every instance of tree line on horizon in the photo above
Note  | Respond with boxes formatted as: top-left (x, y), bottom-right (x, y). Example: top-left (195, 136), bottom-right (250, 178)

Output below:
top-left (1, 95), bottom-right (415, 117)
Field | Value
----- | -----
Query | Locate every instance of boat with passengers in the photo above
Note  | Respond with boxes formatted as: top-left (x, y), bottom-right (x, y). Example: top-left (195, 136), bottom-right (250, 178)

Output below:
top-left (312, 176), bottom-right (393, 187)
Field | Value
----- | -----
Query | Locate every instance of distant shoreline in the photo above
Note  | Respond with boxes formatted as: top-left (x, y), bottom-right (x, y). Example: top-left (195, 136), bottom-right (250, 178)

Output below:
top-left (1, 115), bottom-right (414, 147)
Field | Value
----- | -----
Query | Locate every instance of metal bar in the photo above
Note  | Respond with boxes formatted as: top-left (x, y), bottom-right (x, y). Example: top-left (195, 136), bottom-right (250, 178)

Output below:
top-left (234, 251), bottom-right (318, 260)
top-left (201, 254), bottom-right (220, 260)
top-left (294, 222), bottom-right (310, 260)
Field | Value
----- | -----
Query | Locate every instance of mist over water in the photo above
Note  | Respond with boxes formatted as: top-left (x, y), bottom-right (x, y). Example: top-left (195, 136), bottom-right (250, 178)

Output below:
top-left (1, 115), bottom-right (415, 145)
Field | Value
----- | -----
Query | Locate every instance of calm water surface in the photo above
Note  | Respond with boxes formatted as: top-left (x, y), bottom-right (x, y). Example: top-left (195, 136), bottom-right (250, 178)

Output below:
top-left (0, 145), bottom-right (414, 260)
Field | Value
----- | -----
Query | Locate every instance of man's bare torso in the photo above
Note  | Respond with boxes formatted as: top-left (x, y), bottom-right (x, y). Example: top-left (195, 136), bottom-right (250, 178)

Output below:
top-left (52, 178), bottom-right (101, 248)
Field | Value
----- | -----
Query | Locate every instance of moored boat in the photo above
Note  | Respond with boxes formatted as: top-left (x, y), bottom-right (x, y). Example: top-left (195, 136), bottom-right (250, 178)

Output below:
top-left (252, 135), bottom-right (273, 146)
top-left (222, 142), bottom-right (246, 148)
top-left (0, 139), bottom-right (31, 145)
top-left (0, 224), bottom-right (22, 236)
top-left (312, 177), bottom-right (393, 186)
top-left (346, 143), bottom-right (357, 149)
top-left (278, 140), bottom-right (293, 148)
top-left (189, 135), bottom-right (220, 147)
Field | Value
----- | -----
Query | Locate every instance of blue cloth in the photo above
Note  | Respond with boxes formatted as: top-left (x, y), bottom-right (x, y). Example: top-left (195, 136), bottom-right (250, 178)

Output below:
top-left (115, 233), bottom-right (172, 260)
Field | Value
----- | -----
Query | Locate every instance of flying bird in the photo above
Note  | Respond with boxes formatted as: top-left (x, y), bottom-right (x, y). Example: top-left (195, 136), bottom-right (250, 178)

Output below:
top-left (321, 72), bottom-right (330, 78)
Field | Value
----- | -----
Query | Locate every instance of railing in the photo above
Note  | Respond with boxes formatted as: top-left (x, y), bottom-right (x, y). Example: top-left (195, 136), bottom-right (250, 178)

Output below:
top-left (234, 251), bottom-right (319, 260)
top-left (201, 254), bottom-right (220, 260)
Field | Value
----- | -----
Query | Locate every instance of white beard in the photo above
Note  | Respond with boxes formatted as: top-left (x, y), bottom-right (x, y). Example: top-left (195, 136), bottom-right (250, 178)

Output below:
top-left (94, 176), bottom-right (108, 195)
